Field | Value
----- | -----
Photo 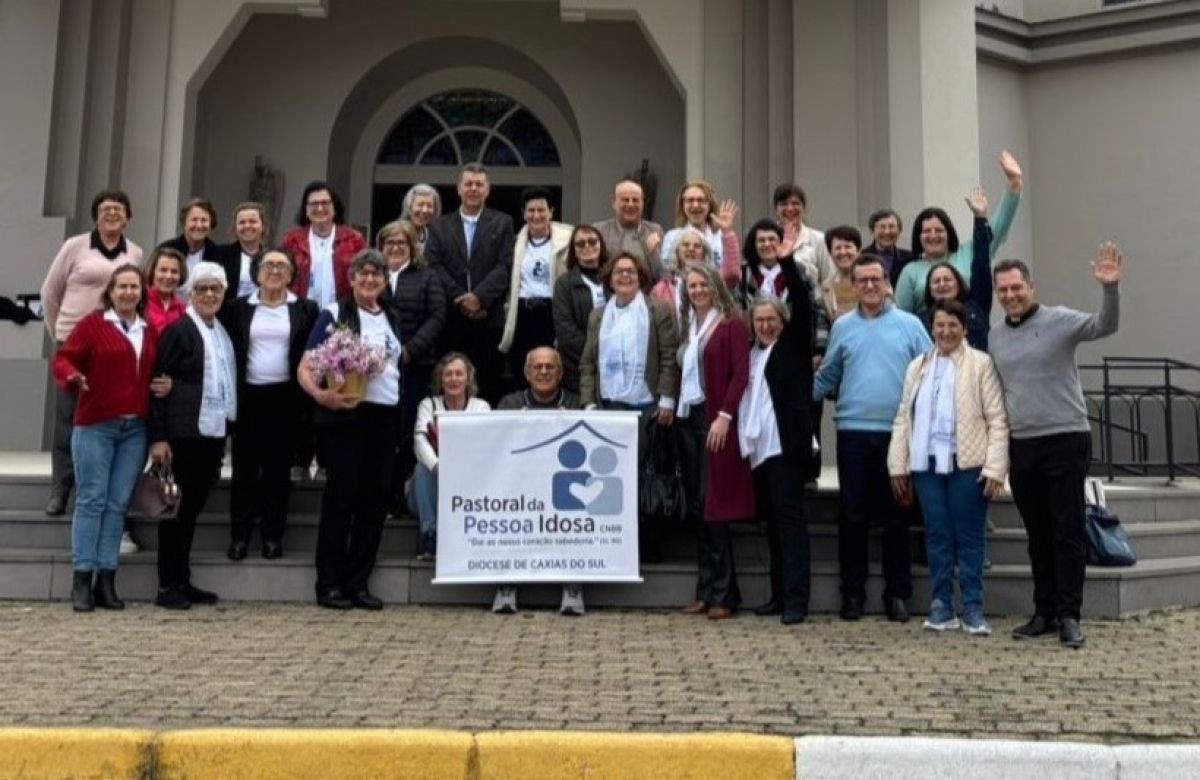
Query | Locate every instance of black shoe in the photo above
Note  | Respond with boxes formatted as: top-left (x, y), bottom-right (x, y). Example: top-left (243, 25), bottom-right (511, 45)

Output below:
top-left (92, 570), bottom-right (125, 610)
top-left (71, 570), bottom-right (94, 612)
top-left (226, 540), bottom-right (248, 561)
top-left (840, 595), bottom-right (863, 621)
top-left (262, 541), bottom-right (283, 560)
top-left (1059, 618), bottom-right (1086, 649)
top-left (781, 611), bottom-right (807, 625)
top-left (885, 597), bottom-right (910, 623)
top-left (182, 583), bottom-right (218, 605)
top-left (155, 587), bottom-right (191, 610)
top-left (1012, 614), bottom-right (1060, 640)
top-left (317, 588), bottom-right (354, 610)
top-left (753, 598), bottom-right (783, 617)
top-left (351, 590), bottom-right (384, 611)
top-left (45, 494), bottom-right (67, 517)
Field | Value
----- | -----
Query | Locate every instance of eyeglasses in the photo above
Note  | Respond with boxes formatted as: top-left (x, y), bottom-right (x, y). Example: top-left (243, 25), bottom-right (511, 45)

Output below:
top-left (306, 199), bottom-right (333, 209)
top-left (97, 204), bottom-right (126, 215)
top-left (529, 363), bottom-right (560, 374)
top-left (193, 284), bottom-right (224, 296)
top-left (355, 268), bottom-right (384, 278)
top-left (382, 239), bottom-right (410, 250)
top-left (682, 197), bottom-right (708, 205)
top-left (260, 261), bottom-right (290, 272)
top-left (611, 268), bottom-right (638, 278)
top-left (573, 238), bottom-right (600, 249)
top-left (854, 276), bottom-right (885, 287)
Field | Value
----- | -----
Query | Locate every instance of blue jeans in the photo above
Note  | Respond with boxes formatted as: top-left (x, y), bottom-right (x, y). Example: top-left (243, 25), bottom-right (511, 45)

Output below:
top-left (71, 418), bottom-right (147, 571)
top-left (912, 465), bottom-right (988, 610)
top-left (407, 462), bottom-right (438, 551)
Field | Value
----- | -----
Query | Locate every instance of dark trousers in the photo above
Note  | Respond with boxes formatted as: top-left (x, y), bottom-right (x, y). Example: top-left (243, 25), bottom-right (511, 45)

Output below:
top-left (315, 402), bottom-right (397, 595)
top-left (1009, 432), bottom-right (1091, 621)
top-left (836, 430), bottom-right (912, 602)
top-left (52, 380), bottom-right (78, 498)
top-left (443, 313), bottom-right (504, 406)
top-left (230, 383), bottom-right (294, 544)
top-left (756, 454), bottom-right (810, 615)
top-left (158, 437), bottom-right (226, 588)
top-left (676, 406), bottom-right (739, 606)
top-left (507, 300), bottom-right (555, 390)
top-left (393, 363), bottom-right (432, 509)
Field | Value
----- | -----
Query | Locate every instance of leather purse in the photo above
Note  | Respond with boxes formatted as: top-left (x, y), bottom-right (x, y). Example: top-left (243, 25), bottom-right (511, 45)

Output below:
top-left (639, 419), bottom-right (684, 527)
top-left (130, 462), bottom-right (181, 521)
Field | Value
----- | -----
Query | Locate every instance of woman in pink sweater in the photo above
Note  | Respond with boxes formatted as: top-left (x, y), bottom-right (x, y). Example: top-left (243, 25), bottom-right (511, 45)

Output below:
top-left (52, 263), bottom-right (169, 613)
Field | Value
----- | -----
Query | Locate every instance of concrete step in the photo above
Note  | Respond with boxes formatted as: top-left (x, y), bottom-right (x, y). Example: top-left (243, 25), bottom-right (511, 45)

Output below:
top-left (4, 546), bottom-right (1199, 618)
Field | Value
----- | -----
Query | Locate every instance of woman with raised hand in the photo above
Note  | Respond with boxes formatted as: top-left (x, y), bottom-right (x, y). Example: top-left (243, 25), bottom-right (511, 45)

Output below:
top-left (409, 353), bottom-right (492, 561)
top-left (675, 262), bottom-right (754, 621)
top-left (895, 150), bottom-right (1023, 313)
top-left (739, 250), bottom-right (815, 625)
top-left (52, 264), bottom-right (169, 611)
top-left (552, 225), bottom-right (609, 393)
top-left (658, 180), bottom-right (742, 289)
top-left (226, 247), bottom-right (319, 561)
top-left (888, 298), bottom-right (1009, 636)
top-left (920, 187), bottom-right (995, 351)
top-left (298, 249), bottom-right (403, 611)
top-left (148, 262), bottom-right (238, 610)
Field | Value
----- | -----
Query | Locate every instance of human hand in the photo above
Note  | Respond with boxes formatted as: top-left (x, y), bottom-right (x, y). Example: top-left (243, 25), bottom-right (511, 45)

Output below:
top-left (713, 200), bottom-right (739, 233)
top-left (69, 373), bottom-right (90, 393)
top-left (150, 374), bottom-right (172, 398)
top-left (891, 475), bottom-right (912, 505)
top-left (645, 231), bottom-right (662, 256)
top-left (999, 149), bottom-right (1023, 193)
top-left (150, 441), bottom-right (172, 464)
top-left (778, 221), bottom-right (799, 257)
top-left (707, 415), bottom-right (730, 452)
top-left (965, 186), bottom-right (989, 217)
top-left (318, 387), bottom-right (358, 411)
top-left (655, 407), bottom-right (675, 427)
top-left (1091, 241), bottom-right (1124, 285)
top-left (458, 293), bottom-right (483, 316)
top-left (982, 477), bottom-right (1005, 500)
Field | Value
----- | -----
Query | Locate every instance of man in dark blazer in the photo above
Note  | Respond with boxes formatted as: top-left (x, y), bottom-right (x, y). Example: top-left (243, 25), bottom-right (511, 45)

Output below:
top-left (425, 163), bottom-right (514, 404)
top-left (862, 208), bottom-right (913, 288)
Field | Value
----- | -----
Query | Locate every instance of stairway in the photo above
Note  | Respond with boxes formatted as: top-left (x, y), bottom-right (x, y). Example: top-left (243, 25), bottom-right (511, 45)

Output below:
top-left (3, 469), bottom-right (1200, 617)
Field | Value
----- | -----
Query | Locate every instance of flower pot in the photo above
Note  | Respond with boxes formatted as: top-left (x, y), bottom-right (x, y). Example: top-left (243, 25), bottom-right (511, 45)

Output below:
top-left (327, 371), bottom-right (366, 408)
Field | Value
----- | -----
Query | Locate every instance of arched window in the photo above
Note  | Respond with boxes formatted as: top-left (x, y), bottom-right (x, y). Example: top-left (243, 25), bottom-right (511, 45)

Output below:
top-left (372, 89), bottom-right (563, 234)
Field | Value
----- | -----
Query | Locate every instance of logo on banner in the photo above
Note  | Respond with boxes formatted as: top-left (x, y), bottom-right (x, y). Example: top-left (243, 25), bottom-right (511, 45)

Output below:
top-left (512, 421), bottom-right (627, 516)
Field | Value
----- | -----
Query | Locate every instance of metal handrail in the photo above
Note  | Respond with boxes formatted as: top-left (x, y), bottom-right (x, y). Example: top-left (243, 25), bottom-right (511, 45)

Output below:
top-left (1080, 357), bottom-right (1200, 482)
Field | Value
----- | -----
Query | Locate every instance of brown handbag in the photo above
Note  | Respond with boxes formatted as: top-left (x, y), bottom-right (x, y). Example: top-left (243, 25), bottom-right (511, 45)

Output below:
top-left (130, 462), bottom-right (181, 521)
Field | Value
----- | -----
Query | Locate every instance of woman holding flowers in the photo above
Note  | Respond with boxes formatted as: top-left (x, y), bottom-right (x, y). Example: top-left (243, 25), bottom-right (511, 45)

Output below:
top-left (298, 249), bottom-right (402, 610)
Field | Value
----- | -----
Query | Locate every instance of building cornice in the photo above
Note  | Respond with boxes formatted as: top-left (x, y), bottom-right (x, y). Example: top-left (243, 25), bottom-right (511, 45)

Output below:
top-left (977, 0), bottom-right (1200, 66)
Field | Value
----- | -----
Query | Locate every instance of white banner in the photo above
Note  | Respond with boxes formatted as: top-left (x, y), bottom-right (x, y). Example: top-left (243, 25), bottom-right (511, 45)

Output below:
top-left (433, 411), bottom-right (641, 584)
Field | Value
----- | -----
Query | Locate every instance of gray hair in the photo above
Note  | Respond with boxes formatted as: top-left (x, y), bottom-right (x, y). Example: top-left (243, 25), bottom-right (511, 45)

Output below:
top-left (749, 294), bottom-right (790, 325)
top-left (349, 248), bottom-right (388, 277)
top-left (670, 226), bottom-right (712, 273)
top-left (400, 184), bottom-right (442, 221)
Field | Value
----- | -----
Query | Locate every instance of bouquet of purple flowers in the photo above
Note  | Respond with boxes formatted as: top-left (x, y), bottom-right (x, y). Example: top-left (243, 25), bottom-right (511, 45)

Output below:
top-left (305, 325), bottom-right (388, 404)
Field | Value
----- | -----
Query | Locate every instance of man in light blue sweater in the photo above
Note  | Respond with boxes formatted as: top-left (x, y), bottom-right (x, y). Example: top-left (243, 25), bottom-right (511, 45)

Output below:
top-left (813, 255), bottom-right (931, 621)
top-left (989, 244), bottom-right (1123, 649)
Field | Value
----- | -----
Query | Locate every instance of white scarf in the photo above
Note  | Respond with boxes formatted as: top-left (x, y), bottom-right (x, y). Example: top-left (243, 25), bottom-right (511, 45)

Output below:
top-left (678, 308), bottom-right (718, 416)
top-left (309, 227), bottom-right (336, 308)
top-left (758, 264), bottom-right (782, 297)
top-left (187, 306), bottom-right (238, 437)
top-left (910, 352), bottom-right (957, 474)
top-left (598, 293), bottom-right (651, 404)
top-left (738, 341), bottom-right (780, 467)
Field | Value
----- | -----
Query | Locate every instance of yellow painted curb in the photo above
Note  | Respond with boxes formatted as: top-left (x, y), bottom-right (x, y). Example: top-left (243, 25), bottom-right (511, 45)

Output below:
top-left (0, 727), bottom-right (154, 779)
top-left (476, 731), bottom-right (795, 779)
top-left (154, 728), bottom-right (474, 780)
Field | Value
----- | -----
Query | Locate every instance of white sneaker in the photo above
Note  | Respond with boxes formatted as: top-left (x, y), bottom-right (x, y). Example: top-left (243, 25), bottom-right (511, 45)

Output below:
top-left (491, 585), bottom-right (518, 614)
top-left (119, 531), bottom-right (139, 556)
top-left (560, 584), bottom-right (585, 616)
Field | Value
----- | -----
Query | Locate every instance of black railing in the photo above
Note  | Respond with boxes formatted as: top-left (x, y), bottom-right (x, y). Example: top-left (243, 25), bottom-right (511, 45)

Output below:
top-left (1081, 357), bottom-right (1200, 482)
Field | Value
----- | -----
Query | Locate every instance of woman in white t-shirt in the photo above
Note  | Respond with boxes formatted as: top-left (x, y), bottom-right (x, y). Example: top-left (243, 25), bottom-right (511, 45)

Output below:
top-left (298, 249), bottom-right (403, 611)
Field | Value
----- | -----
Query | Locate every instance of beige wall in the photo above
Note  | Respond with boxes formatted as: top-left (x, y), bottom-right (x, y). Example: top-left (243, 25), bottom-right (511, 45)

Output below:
top-left (1023, 46), bottom-right (1200, 364)
top-left (193, 1), bottom-right (685, 236)
top-left (976, 59), bottom-right (1033, 278)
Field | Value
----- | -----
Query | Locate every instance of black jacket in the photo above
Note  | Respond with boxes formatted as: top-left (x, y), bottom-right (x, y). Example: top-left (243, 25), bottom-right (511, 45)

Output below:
top-left (226, 295), bottom-right (319, 388)
top-left (862, 242), bottom-right (913, 288)
top-left (382, 263), bottom-right (446, 366)
top-left (425, 209), bottom-right (515, 330)
top-left (762, 256), bottom-right (816, 474)
top-left (552, 268), bottom-right (602, 393)
top-left (213, 242), bottom-right (262, 307)
top-left (149, 315), bottom-right (230, 443)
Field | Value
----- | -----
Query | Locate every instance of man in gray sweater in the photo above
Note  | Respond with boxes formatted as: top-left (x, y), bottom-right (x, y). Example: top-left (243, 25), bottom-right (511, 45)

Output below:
top-left (989, 243), bottom-right (1123, 649)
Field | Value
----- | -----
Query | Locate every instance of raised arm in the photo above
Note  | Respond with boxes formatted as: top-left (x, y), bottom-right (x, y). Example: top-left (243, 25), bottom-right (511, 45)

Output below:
top-left (988, 150), bottom-right (1024, 259)
top-left (965, 187), bottom-right (994, 316)
top-left (1085, 241), bottom-right (1123, 340)
top-left (712, 200), bottom-right (742, 289)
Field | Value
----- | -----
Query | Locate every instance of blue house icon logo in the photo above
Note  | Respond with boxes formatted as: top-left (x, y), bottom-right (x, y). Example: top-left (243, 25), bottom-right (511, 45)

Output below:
top-left (511, 421), bottom-right (627, 515)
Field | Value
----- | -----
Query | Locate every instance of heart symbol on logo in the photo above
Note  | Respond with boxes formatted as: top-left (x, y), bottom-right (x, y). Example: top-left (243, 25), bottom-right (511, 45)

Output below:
top-left (567, 479), bottom-right (604, 506)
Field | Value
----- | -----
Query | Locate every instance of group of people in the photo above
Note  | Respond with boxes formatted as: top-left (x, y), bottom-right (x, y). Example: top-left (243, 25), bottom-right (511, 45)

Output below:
top-left (40, 152), bottom-right (1122, 647)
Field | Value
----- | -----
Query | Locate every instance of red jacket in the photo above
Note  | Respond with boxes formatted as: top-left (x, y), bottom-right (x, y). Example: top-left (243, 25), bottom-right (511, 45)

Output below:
top-left (52, 310), bottom-right (159, 426)
top-left (699, 315), bottom-right (756, 522)
top-left (281, 225), bottom-right (367, 301)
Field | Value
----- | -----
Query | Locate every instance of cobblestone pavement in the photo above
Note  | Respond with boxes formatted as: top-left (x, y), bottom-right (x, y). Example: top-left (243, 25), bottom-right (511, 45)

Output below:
top-left (3, 601), bottom-right (1199, 743)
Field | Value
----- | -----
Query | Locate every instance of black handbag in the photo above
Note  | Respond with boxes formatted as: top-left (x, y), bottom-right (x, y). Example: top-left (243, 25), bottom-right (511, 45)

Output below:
top-left (1085, 503), bottom-right (1136, 567)
top-left (638, 420), bottom-right (684, 526)
top-left (129, 462), bottom-right (181, 521)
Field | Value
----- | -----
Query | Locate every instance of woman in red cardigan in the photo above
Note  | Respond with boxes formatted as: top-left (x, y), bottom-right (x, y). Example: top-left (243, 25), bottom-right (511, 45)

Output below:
top-left (52, 263), bottom-right (170, 612)
top-left (676, 261), bottom-right (755, 620)
top-left (280, 181), bottom-right (366, 308)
